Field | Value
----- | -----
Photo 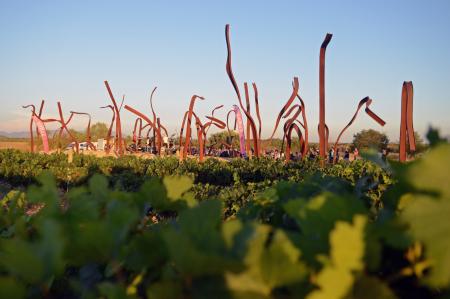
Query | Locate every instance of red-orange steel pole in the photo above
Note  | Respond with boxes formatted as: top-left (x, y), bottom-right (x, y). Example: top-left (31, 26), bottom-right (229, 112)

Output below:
top-left (319, 33), bottom-right (332, 160)
top-left (104, 81), bottom-right (124, 155)
top-left (399, 81), bottom-right (415, 162)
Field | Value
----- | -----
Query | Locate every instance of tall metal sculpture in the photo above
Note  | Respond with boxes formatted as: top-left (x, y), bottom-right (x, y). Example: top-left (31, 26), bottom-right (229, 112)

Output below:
top-left (123, 87), bottom-right (167, 155)
top-left (104, 81), bottom-right (124, 155)
top-left (399, 81), bottom-right (415, 162)
top-left (269, 78), bottom-right (309, 161)
top-left (123, 105), bottom-right (160, 153)
top-left (100, 104), bottom-right (116, 153)
top-left (179, 95), bottom-right (204, 161)
top-left (227, 105), bottom-right (247, 157)
top-left (225, 24), bottom-right (260, 157)
top-left (179, 97), bottom-right (226, 162)
top-left (23, 100), bottom-right (89, 153)
top-left (23, 100), bottom-right (49, 153)
top-left (253, 83), bottom-right (263, 155)
top-left (132, 117), bottom-right (143, 149)
top-left (319, 33), bottom-right (333, 160)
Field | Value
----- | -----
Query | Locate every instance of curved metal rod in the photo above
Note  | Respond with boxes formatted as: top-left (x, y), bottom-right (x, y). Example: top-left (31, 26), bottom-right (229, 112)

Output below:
top-left (132, 117), bottom-right (143, 149)
top-left (332, 97), bottom-right (386, 163)
top-left (180, 110), bottom-right (207, 161)
top-left (35, 100), bottom-right (45, 139)
top-left (104, 81), bottom-right (124, 155)
top-left (204, 116), bottom-right (226, 129)
top-left (179, 110), bottom-right (189, 151)
top-left (296, 94), bottom-right (309, 157)
top-left (244, 83), bottom-right (252, 156)
top-left (57, 102), bottom-right (79, 153)
top-left (100, 105), bottom-right (115, 153)
top-left (149, 87), bottom-right (158, 127)
top-left (282, 104), bottom-right (302, 120)
top-left (252, 83), bottom-right (262, 155)
top-left (123, 104), bottom-right (161, 154)
top-left (269, 77), bottom-right (299, 140)
top-left (281, 105), bottom-right (303, 158)
top-left (284, 122), bottom-right (303, 162)
top-left (23, 104), bottom-right (37, 152)
top-left (180, 95), bottom-right (204, 160)
top-left (119, 95), bottom-right (125, 112)
top-left (69, 111), bottom-right (96, 150)
top-left (204, 105), bottom-right (224, 135)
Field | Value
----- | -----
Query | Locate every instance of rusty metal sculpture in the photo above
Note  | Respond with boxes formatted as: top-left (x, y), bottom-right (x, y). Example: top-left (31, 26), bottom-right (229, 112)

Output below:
top-left (399, 81), bottom-right (415, 162)
top-left (179, 97), bottom-right (226, 162)
top-left (225, 24), bottom-right (260, 157)
top-left (203, 105), bottom-right (226, 154)
top-left (66, 111), bottom-right (96, 151)
top-left (41, 102), bottom-right (81, 152)
top-left (23, 100), bottom-right (95, 153)
top-left (319, 33), bottom-right (333, 160)
top-left (204, 105), bottom-right (224, 136)
top-left (332, 97), bottom-right (385, 163)
top-left (179, 95), bottom-right (204, 161)
top-left (104, 81), bottom-right (125, 155)
top-left (269, 77), bottom-right (309, 161)
top-left (227, 105), bottom-right (247, 157)
top-left (123, 105), bottom-right (160, 153)
top-left (123, 87), bottom-right (167, 155)
top-left (253, 83), bottom-right (263, 155)
top-left (53, 102), bottom-right (79, 152)
top-left (23, 100), bottom-right (49, 153)
top-left (100, 104), bottom-right (116, 153)
top-left (132, 117), bottom-right (143, 149)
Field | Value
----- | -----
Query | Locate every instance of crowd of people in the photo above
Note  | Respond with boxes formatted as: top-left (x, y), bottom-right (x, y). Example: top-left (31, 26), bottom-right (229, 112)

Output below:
top-left (126, 135), bottom-right (394, 163)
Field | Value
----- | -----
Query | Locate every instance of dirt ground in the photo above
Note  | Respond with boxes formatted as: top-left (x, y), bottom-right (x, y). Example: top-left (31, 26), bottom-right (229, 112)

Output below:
top-left (0, 141), bottom-right (29, 151)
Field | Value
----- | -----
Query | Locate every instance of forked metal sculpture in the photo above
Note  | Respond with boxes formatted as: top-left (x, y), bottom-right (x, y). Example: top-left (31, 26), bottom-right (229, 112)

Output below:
top-left (23, 100), bottom-right (88, 153)
top-left (104, 81), bottom-right (125, 155)
top-left (399, 81), bottom-right (415, 162)
top-left (269, 77), bottom-right (309, 161)
top-left (179, 97), bottom-right (226, 162)
top-left (123, 87), bottom-right (167, 155)
top-left (22, 100), bottom-right (49, 153)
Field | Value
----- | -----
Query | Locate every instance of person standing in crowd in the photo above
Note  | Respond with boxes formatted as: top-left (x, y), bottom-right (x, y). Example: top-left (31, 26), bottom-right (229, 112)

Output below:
top-left (381, 147), bottom-right (388, 162)
top-left (353, 147), bottom-right (359, 160)
top-left (309, 148), bottom-right (316, 160)
top-left (344, 149), bottom-right (350, 161)
top-left (328, 148), bottom-right (334, 163)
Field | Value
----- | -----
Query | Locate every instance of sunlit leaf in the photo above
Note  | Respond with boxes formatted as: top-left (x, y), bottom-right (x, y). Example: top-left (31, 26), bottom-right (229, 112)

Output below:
top-left (307, 215), bottom-right (367, 299)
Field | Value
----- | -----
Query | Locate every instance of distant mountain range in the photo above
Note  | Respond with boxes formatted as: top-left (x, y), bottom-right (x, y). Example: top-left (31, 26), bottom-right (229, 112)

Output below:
top-left (0, 131), bottom-right (30, 138)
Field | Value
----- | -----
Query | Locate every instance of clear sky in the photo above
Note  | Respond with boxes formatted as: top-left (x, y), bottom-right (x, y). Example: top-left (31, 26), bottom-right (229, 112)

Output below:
top-left (1, 0), bottom-right (449, 142)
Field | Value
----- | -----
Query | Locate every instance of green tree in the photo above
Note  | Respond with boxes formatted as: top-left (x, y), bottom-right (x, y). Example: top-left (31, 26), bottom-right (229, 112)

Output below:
top-left (413, 131), bottom-right (427, 153)
top-left (208, 130), bottom-right (240, 148)
top-left (90, 122), bottom-right (109, 141)
top-left (352, 129), bottom-right (389, 151)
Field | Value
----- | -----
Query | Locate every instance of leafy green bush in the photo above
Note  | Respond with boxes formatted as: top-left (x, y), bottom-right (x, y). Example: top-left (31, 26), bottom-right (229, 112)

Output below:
top-left (0, 141), bottom-right (449, 298)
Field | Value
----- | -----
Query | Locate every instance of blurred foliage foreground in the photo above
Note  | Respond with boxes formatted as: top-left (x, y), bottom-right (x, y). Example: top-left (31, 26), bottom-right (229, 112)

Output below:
top-left (0, 138), bottom-right (449, 298)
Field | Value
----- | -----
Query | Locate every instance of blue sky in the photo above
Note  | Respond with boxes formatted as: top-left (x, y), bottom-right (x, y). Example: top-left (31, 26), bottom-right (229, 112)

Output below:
top-left (1, 0), bottom-right (449, 142)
